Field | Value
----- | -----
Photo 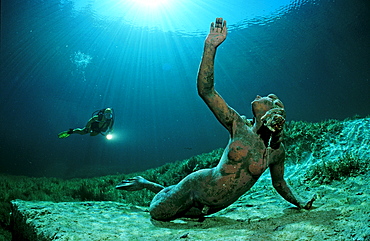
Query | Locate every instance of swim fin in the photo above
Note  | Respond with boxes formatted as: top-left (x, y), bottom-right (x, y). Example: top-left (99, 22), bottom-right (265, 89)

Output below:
top-left (58, 130), bottom-right (71, 139)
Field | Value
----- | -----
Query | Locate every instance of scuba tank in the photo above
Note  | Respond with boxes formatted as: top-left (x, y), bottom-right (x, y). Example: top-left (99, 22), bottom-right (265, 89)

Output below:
top-left (91, 108), bottom-right (115, 136)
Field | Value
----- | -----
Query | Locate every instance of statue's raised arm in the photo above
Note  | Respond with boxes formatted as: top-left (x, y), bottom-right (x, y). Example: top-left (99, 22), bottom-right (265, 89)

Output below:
top-left (197, 18), bottom-right (242, 132)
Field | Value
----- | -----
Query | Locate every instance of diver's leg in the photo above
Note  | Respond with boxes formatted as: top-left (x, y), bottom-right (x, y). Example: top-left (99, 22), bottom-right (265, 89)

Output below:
top-left (58, 128), bottom-right (88, 138)
top-left (72, 128), bottom-right (89, 135)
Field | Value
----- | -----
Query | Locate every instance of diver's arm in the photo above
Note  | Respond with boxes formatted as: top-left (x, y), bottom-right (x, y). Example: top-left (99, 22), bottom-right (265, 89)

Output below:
top-left (197, 18), bottom-right (241, 132)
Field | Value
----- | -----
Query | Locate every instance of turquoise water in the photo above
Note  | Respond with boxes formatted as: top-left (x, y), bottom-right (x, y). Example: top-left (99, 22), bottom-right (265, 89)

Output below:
top-left (0, 0), bottom-right (369, 178)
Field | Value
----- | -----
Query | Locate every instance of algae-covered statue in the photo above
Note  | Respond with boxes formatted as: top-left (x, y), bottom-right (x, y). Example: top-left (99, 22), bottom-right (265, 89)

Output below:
top-left (116, 18), bottom-right (315, 221)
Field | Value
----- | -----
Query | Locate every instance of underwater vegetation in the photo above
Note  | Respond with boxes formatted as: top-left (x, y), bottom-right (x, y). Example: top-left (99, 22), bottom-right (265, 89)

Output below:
top-left (305, 151), bottom-right (369, 185)
top-left (283, 119), bottom-right (344, 163)
top-left (284, 116), bottom-right (370, 185)
top-left (0, 117), bottom-right (369, 239)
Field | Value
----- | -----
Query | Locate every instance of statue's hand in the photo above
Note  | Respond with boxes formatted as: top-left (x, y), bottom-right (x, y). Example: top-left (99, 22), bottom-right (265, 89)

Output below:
top-left (205, 18), bottom-right (227, 48)
top-left (261, 108), bottom-right (286, 132)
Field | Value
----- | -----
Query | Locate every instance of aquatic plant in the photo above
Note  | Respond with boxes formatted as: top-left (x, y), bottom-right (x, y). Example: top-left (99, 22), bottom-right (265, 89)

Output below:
top-left (304, 151), bottom-right (369, 184)
top-left (283, 119), bottom-right (343, 164)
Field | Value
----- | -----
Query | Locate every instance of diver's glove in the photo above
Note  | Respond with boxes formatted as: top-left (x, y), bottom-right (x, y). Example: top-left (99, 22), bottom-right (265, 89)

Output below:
top-left (58, 129), bottom-right (73, 139)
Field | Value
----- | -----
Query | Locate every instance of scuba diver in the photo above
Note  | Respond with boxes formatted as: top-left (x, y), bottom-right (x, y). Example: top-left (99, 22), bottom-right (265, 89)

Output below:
top-left (58, 108), bottom-right (114, 139)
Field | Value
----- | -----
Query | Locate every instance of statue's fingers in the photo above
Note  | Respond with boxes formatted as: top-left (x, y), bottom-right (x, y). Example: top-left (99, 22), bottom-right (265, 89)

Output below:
top-left (210, 22), bottom-right (214, 32)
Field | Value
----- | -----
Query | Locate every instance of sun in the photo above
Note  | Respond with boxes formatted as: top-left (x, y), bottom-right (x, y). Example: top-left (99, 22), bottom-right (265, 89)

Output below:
top-left (134, 0), bottom-right (168, 8)
top-left (69, 0), bottom-right (296, 34)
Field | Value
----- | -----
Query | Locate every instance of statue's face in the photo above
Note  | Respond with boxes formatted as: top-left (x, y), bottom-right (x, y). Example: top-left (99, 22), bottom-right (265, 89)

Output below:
top-left (251, 95), bottom-right (274, 118)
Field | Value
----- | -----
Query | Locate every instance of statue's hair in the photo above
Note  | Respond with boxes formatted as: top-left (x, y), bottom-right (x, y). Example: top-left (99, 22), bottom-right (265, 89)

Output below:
top-left (267, 94), bottom-right (286, 118)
